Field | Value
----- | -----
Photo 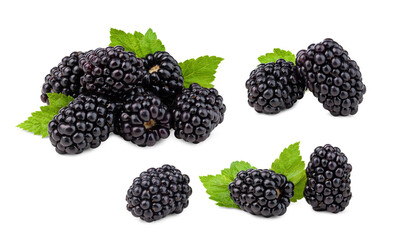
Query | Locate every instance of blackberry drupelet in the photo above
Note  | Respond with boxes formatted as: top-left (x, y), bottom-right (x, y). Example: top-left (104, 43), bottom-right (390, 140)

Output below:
top-left (304, 144), bottom-right (352, 213)
top-left (79, 46), bottom-right (146, 97)
top-left (48, 94), bottom-right (115, 154)
top-left (246, 59), bottom-right (305, 114)
top-left (116, 86), bottom-right (171, 147)
top-left (296, 38), bottom-right (366, 116)
top-left (172, 83), bottom-right (225, 144)
top-left (229, 169), bottom-right (294, 217)
top-left (142, 51), bottom-right (184, 105)
top-left (126, 164), bottom-right (192, 222)
top-left (41, 51), bottom-right (85, 104)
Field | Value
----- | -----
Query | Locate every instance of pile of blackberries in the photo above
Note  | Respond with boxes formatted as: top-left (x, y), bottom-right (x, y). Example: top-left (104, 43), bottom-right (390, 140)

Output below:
top-left (43, 46), bottom-right (226, 154)
top-left (246, 38), bottom-right (366, 116)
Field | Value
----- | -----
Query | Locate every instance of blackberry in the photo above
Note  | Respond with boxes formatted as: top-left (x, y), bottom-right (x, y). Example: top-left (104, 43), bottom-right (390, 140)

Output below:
top-left (116, 86), bottom-right (171, 147)
top-left (126, 164), bottom-right (192, 222)
top-left (296, 38), bottom-right (366, 116)
top-left (41, 51), bottom-right (85, 104)
top-left (246, 59), bottom-right (305, 114)
top-left (79, 46), bottom-right (146, 97)
top-left (172, 83), bottom-right (225, 143)
top-left (304, 144), bottom-right (352, 213)
top-left (48, 94), bottom-right (115, 154)
top-left (142, 51), bottom-right (184, 105)
top-left (229, 169), bottom-right (294, 217)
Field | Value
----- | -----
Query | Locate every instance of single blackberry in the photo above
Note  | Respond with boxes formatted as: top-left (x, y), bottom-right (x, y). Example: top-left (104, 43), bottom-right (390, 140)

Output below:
top-left (126, 164), bottom-right (192, 222)
top-left (79, 46), bottom-right (146, 97)
top-left (229, 169), bottom-right (294, 217)
top-left (172, 83), bottom-right (225, 144)
top-left (116, 86), bottom-right (171, 147)
top-left (304, 144), bottom-right (352, 213)
top-left (296, 38), bottom-right (366, 116)
top-left (48, 94), bottom-right (115, 154)
top-left (41, 51), bottom-right (85, 104)
top-left (246, 59), bottom-right (306, 114)
top-left (142, 51), bottom-right (184, 105)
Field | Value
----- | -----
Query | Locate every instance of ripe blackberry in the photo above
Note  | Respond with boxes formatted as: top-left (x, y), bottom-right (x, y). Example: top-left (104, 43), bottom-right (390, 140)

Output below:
top-left (172, 83), bottom-right (225, 144)
top-left (142, 51), bottom-right (184, 105)
top-left (48, 94), bottom-right (115, 154)
top-left (41, 51), bottom-right (85, 104)
top-left (79, 46), bottom-right (146, 97)
top-left (116, 86), bottom-right (171, 147)
top-left (246, 59), bottom-right (306, 114)
top-left (304, 144), bottom-right (352, 213)
top-left (296, 38), bottom-right (366, 116)
top-left (126, 164), bottom-right (192, 222)
top-left (229, 169), bottom-right (294, 217)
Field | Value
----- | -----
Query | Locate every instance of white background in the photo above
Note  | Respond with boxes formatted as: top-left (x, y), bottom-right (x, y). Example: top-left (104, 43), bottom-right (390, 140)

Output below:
top-left (1, 0), bottom-right (393, 239)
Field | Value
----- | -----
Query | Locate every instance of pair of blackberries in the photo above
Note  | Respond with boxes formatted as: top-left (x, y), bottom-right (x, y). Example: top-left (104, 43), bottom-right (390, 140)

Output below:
top-left (228, 144), bottom-right (352, 218)
top-left (246, 38), bottom-right (366, 116)
top-left (44, 47), bottom-right (225, 154)
top-left (126, 165), bottom-right (192, 222)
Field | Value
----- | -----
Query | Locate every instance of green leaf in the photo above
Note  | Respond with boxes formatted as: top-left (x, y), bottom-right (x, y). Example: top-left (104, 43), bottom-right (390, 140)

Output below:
top-left (200, 161), bottom-right (256, 208)
top-left (17, 93), bottom-right (74, 138)
top-left (109, 28), bottom-right (134, 52)
top-left (139, 29), bottom-right (165, 58)
top-left (200, 175), bottom-right (239, 209)
top-left (258, 48), bottom-right (295, 64)
top-left (179, 56), bottom-right (224, 88)
top-left (109, 28), bottom-right (165, 58)
top-left (221, 161), bottom-right (256, 181)
top-left (45, 93), bottom-right (75, 109)
top-left (270, 142), bottom-right (306, 202)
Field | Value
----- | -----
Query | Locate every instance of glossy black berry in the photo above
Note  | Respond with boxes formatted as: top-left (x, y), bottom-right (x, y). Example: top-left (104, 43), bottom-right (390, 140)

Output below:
top-left (142, 51), bottom-right (184, 106)
top-left (116, 86), bottom-right (171, 147)
top-left (126, 164), bottom-right (192, 222)
top-left (172, 83), bottom-right (225, 143)
top-left (41, 51), bottom-right (85, 104)
top-left (79, 46), bottom-right (146, 97)
top-left (246, 59), bottom-right (306, 114)
top-left (296, 38), bottom-right (366, 116)
top-left (229, 169), bottom-right (294, 217)
top-left (304, 144), bottom-right (352, 213)
top-left (48, 94), bottom-right (115, 154)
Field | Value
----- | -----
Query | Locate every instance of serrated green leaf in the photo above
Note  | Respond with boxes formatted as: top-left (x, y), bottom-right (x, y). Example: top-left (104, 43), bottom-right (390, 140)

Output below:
top-left (258, 48), bottom-right (295, 64)
top-left (200, 161), bottom-right (256, 208)
top-left (179, 56), bottom-right (224, 88)
top-left (139, 29), bottom-right (165, 57)
top-left (200, 175), bottom-right (239, 209)
top-left (46, 93), bottom-right (75, 109)
top-left (109, 28), bottom-right (165, 58)
top-left (221, 161), bottom-right (256, 180)
top-left (17, 93), bottom-right (74, 138)
top-left (109, 28), bottom-right (134, 52)
top-left (292, 173), bottom-right (307, 201)
top-left (270, 142), bottom-right (306, 202)
top-left (129, 31), bottom-right (145, 57)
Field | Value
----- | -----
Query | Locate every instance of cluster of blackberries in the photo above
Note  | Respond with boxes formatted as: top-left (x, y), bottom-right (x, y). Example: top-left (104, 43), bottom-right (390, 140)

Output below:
top-left (246, 38), bottom-right (366, 116)
top-left (126, 165), bottom-right (192, 222)
top-left (43, 47), bottom-right (225, 154)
